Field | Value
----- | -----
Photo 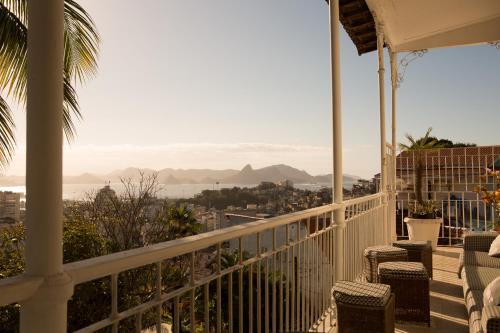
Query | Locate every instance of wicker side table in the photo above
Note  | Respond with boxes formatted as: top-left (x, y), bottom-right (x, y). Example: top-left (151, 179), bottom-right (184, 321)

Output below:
top-left (333, 281), bottom-right (395, 333)
top-left (363, 246), bottom-right (408, 282)
top-left (378, 261), bottom-right (430, 326)
top-left (393, 240), bottom-right (433, 279)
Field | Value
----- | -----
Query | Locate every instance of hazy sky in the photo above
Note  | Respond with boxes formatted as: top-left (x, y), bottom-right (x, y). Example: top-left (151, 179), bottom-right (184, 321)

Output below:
top-left (5, 0), bottom-right (500, 178)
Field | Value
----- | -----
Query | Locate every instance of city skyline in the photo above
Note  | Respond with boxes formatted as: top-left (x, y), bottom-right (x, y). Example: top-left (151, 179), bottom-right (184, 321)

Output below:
top-left (4, 0), bottom-right (500, 178)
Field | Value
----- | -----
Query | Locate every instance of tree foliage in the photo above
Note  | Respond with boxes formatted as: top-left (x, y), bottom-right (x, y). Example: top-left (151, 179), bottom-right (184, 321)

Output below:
top-left (0, 173), bottom-right (201, 332)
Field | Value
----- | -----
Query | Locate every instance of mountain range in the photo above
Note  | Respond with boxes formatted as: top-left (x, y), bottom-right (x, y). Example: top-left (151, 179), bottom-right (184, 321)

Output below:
top-left (0, 164), bottom-right (360, 186)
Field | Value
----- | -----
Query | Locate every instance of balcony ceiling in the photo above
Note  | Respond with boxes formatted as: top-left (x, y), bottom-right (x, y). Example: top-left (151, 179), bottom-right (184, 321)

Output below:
top-left (331, 0), bottom-right (500, 54)
top-left (366, 0), bottom-right (500, 52)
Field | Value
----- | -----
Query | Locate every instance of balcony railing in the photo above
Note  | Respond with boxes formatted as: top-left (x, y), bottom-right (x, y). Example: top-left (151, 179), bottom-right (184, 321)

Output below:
top-left (395, 146), bottom-right (499, 245)
top-left (396, 191), bottom-right (497, 245)
top-left (0, 192), bottom-right (388, 332)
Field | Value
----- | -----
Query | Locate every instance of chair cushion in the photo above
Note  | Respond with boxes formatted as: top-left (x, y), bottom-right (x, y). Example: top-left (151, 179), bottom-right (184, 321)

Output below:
top-left (463, 266), bottom-right (500, 291)
top-left (459, 251), bottom-right (500, 278)
top-left (363, 245), bottom-right (407, 258)
top-left (484, 276), bottom-right (500, 307)
top-left (378, 261), bottom-right (429, 279)
top-left (333, 281), bottom-right (391, 307)
top-left (393, 240), bottom-right (430, 249)
top-left (489, 235), bottom-right (500, 257)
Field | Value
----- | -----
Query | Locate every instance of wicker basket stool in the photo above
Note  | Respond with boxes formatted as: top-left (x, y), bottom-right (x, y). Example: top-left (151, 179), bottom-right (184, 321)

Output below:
top-left (393, 240), bottom-right (433, 279)
top-left (333, 281), bottom-right (395, 333)
top-left (378, 261), bottom-right (430, 326)
top-left (363, 246), bottom-right (408, 282)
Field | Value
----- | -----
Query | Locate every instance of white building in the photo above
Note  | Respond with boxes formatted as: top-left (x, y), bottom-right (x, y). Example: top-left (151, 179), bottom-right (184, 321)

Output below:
top-left (0, 191), bottom-right (21, 223)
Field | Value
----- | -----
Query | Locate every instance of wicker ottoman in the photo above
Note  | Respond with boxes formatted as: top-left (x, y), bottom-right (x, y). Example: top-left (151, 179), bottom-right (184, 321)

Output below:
top-left (363, 246), bottom-right (408, 282)
top-left (378, 261), bottom-right (430, 326)
top-left (393, 240), bottom-right (433, 279)
top-left (333, 281), bottom-right (395, 333)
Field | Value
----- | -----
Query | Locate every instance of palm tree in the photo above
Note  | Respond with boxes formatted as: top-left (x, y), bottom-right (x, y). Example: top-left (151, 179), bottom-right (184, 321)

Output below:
top-left (0, 0), bottom-right (99, 167)
top-left (399, 127), bottom-right (443, 205)
top-left (167, 206), bottom-right (201, 238)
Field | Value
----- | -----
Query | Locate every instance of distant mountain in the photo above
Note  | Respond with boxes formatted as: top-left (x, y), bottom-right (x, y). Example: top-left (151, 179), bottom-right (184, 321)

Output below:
top-left (0, 165), bottom-right (361, 186)
top-left (157, 168), bottom-right (238, 183)
top-left (221, 164), bottom-right (359, 185)
top-left (106, 167), bottom-right (156, 182)
top-left (64, 173), bottom-right (104, 184)
top-left (223, 164), bottom-right (262, 184)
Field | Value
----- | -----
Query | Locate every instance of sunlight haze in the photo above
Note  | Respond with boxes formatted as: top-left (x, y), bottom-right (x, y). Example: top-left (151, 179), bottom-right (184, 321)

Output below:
top-left (5, 0), bottom-right (500, 178)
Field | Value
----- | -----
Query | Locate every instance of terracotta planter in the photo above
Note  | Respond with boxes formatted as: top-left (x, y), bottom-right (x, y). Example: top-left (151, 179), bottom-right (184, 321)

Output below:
top-left (404, 217), bottom-right (442, 251)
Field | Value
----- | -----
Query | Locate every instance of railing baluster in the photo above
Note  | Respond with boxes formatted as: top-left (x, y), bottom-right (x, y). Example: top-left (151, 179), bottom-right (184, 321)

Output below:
top-left (291, 240), bottom-right (295, 331)
top-left (238, 237), bottom-right (243, 333)
top-left (296, 221), bottom-right (301, 332)
top-left (249, 263), bottom-right (254, 333)
top-left (111, 273), bottom-right (118, 333)
top-left (257, 233), bottom-right (262, 333)
top-left (190, 254), bottom-right (196, 333)
top-left (272, 228), bottom-right (277, 333)
top-left (204, 283), bottom-right (209, 333)
top-left (264, 257), bottom-right (269, 333)
top-left (285, 225), bottom-right (290, 332)
top-left (228, 271), bottom-right (233, 333)
top-left (174, 297), bottom-right (180, 333)
top-left (279, 251), bottom-right (284, 333)
top-left (156, 261), bottom-right (162, 333)
top-left (135, 311), bottom-right (143, 333)
top-left (217, 243), bottom-right (222, 333)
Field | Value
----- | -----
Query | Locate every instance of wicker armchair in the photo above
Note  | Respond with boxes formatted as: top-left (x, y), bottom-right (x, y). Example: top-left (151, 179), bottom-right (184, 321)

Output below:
top-left (482, 306), bottom-right (500, 333)
top-left (460, 233), bottom-right (500, 333)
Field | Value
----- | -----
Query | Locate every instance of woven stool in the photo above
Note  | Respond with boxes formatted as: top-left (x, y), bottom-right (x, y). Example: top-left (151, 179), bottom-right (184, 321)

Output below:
top-left (363, 246), bottom-right (408, 282)
top-left (393, 240), bottom-right (433, 279)
top-left (378, 261), bottom-right (430, 326)
top-left (333, 281), bottom-right (395, 333)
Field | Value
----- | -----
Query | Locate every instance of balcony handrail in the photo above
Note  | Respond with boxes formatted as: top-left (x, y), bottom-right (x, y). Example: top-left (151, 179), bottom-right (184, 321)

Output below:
top-left (0, 192), bottom-right (386, 311)
top-left (64, 202), bottom-right (341, 284)
top-left (344, 192), bottom-right (384, 206)
top-left (0, 275), bottom-right (43, 305)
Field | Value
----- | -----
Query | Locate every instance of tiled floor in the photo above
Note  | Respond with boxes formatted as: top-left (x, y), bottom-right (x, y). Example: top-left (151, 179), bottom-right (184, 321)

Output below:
top-left (395, 246), bottom-right (469, 333)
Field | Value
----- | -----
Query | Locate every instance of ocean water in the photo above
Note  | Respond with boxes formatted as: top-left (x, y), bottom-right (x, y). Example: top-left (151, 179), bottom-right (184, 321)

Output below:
top-left (0, 181), bottom-right (355, 200)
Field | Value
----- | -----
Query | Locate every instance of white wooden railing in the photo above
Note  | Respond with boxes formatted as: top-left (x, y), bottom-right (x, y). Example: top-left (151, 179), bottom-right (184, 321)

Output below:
top-left (396, 191), bottom-right (497, 245)
top-left (0, 193), bottom-right (389, 333)
top-left (395, 146), bottom-right (499, 245)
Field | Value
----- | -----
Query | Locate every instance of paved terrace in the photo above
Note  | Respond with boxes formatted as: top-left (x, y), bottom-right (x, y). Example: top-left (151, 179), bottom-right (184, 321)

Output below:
top-left (321, 246), bottom-right (469, 333)
top-left (395, 246), bottom-right (468, 333)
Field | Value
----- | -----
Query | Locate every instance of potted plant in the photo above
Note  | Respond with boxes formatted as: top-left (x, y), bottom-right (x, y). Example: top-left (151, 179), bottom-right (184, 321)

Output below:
top-left (474, 169), bottom-right (500, 232)
top-left (399, 128), bottom-right (443, 251)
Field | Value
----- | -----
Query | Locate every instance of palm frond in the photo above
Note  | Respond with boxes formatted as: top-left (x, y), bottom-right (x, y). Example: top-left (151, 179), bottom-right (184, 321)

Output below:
top-left (64, 0), bottom-right (100, 82)
top-left (0, 95), bottom-right (16, 168)
top-left (0, 0), bottom-right (26, 25)
top-left (63, 77), bottom-right (81, 142)
top-left (0, 0), bottom-right (99, 144)
top-left (0, 1), bottom-right (27, 103)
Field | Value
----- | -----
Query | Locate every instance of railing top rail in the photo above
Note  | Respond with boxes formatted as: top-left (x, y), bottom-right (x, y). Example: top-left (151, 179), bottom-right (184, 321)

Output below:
top-left (0, 192), bottom-right (387, 307)
top-left (65, 202), bottom-right (341, 284)
top-left (344, 192), bottom-right (385, 206)
top-left (0, 275), bottom-right (42, 305)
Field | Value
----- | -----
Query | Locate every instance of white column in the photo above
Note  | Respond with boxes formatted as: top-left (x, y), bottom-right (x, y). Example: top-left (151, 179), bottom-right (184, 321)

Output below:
top-left (376, 23), bottom-right (388, 244)
top-left (21, 1), bottom-right (73, 332)
top-left (390, 50), bottom-right (398, 242)
top-left (329, 0), bottom-right (345, 282)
